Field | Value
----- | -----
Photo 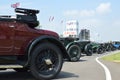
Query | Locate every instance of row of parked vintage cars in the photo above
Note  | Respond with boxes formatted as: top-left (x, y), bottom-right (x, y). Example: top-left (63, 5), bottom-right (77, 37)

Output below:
top-left (0, 8), bottom-right (120, 80)
top-left (61, 37), bottom-right (120, 62)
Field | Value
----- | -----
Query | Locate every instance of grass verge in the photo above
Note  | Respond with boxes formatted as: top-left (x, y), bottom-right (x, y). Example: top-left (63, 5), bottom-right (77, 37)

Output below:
top-left (102, 52), bottom-right (120, 63)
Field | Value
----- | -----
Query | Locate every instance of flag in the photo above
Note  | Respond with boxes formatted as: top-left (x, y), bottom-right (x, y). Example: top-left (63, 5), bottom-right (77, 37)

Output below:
top-left (11, 2), bottom-right (20, 8)
top-left (49, 16), bottom-right (54, 22)
top-left (51, 16), bottom-right (54, 21)
top-left (49, 16), bottom-right (51, 22)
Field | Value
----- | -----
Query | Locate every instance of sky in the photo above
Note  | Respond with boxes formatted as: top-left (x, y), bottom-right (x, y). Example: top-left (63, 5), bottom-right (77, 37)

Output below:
top-left (0, 0), bottom-right (120, 42)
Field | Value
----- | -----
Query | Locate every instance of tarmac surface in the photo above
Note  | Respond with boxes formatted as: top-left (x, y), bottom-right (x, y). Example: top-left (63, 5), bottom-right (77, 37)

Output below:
top-left (100, 59), bottom-right (120, 80)
top-left (0, 51), bottom-right (119, 80)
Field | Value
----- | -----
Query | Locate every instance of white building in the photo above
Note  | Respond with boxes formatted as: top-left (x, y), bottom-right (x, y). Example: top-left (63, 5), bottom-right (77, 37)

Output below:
top-left (63, 20), bottom-right (79, 38)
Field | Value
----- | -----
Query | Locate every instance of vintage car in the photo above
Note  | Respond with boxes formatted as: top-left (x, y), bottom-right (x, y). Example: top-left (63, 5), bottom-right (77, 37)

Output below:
top-left (85, 42), bottom-right (103, 54)
top-left (0, 8), bottom-right (70, 80)
top-left (112, 41), bottom-right (120, 50)
top-left (60, 37), bottom-right (92, 62)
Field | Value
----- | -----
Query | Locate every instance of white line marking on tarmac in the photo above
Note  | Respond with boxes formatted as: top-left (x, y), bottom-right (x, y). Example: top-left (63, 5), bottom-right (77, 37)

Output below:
top-left (96, 57), bottom-right (112, 80)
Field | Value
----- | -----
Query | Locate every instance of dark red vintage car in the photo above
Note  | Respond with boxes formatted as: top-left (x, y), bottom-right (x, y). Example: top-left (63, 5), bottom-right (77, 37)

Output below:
top-left (0, 8), bottom-right (70, 80)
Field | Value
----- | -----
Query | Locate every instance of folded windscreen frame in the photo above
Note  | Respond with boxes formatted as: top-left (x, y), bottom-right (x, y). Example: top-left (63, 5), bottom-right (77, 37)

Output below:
top-left (15, 8), bottom-right (40, 28)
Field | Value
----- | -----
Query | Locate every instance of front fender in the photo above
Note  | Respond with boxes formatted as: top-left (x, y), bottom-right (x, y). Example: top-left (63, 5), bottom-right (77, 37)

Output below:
top-left (66, 41), bottom-right (80, 50)
top-left (26, 35), bottom-right (70, 66)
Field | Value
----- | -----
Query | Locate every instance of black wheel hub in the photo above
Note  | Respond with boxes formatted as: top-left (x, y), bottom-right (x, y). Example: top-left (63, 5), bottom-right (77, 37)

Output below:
top-left (69, 47), bottom-right (79, 57)
top-left (35, 49), bottom-right (58, 75)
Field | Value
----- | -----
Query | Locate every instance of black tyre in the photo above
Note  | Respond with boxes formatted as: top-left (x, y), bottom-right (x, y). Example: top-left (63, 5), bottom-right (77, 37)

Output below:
top-left (84, 44), bottom-right (93, 56)
top-left (97, 48), bottom-right (103, 54)
top-left (67, 44), bottom-right (81, 62)
top-left (30, 42), bottom-right (63, 80)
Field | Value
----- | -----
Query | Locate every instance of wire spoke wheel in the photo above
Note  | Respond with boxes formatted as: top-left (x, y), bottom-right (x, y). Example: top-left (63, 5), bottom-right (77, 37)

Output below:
top-left (30, 42), bottom-right (63, 80)
top-left (85, 44), bottom-right (93, 56)
top-left (36, 49), bottom-right (58, 75)
top-left (68, 45), bottom-right (81, 62)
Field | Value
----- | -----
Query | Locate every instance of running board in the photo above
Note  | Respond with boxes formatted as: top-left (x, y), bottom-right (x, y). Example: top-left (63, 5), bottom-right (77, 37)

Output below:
top-left (0, 65), bottom-right (23, 69)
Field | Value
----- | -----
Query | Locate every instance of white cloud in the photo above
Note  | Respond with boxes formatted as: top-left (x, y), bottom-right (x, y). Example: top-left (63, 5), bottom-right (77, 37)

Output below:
top-left (79, 10), bottom-right (95, 17)
top-left (96, 2), bottom-right (111, 15)
top-left (63, 2), bottom-right (111, 17)
top-left (63, 9), bottom-right (95, 17)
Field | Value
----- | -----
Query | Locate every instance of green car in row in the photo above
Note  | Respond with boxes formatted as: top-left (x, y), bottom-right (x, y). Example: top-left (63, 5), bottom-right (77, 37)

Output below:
top-left (60, 38), bottom-right (105, 62)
